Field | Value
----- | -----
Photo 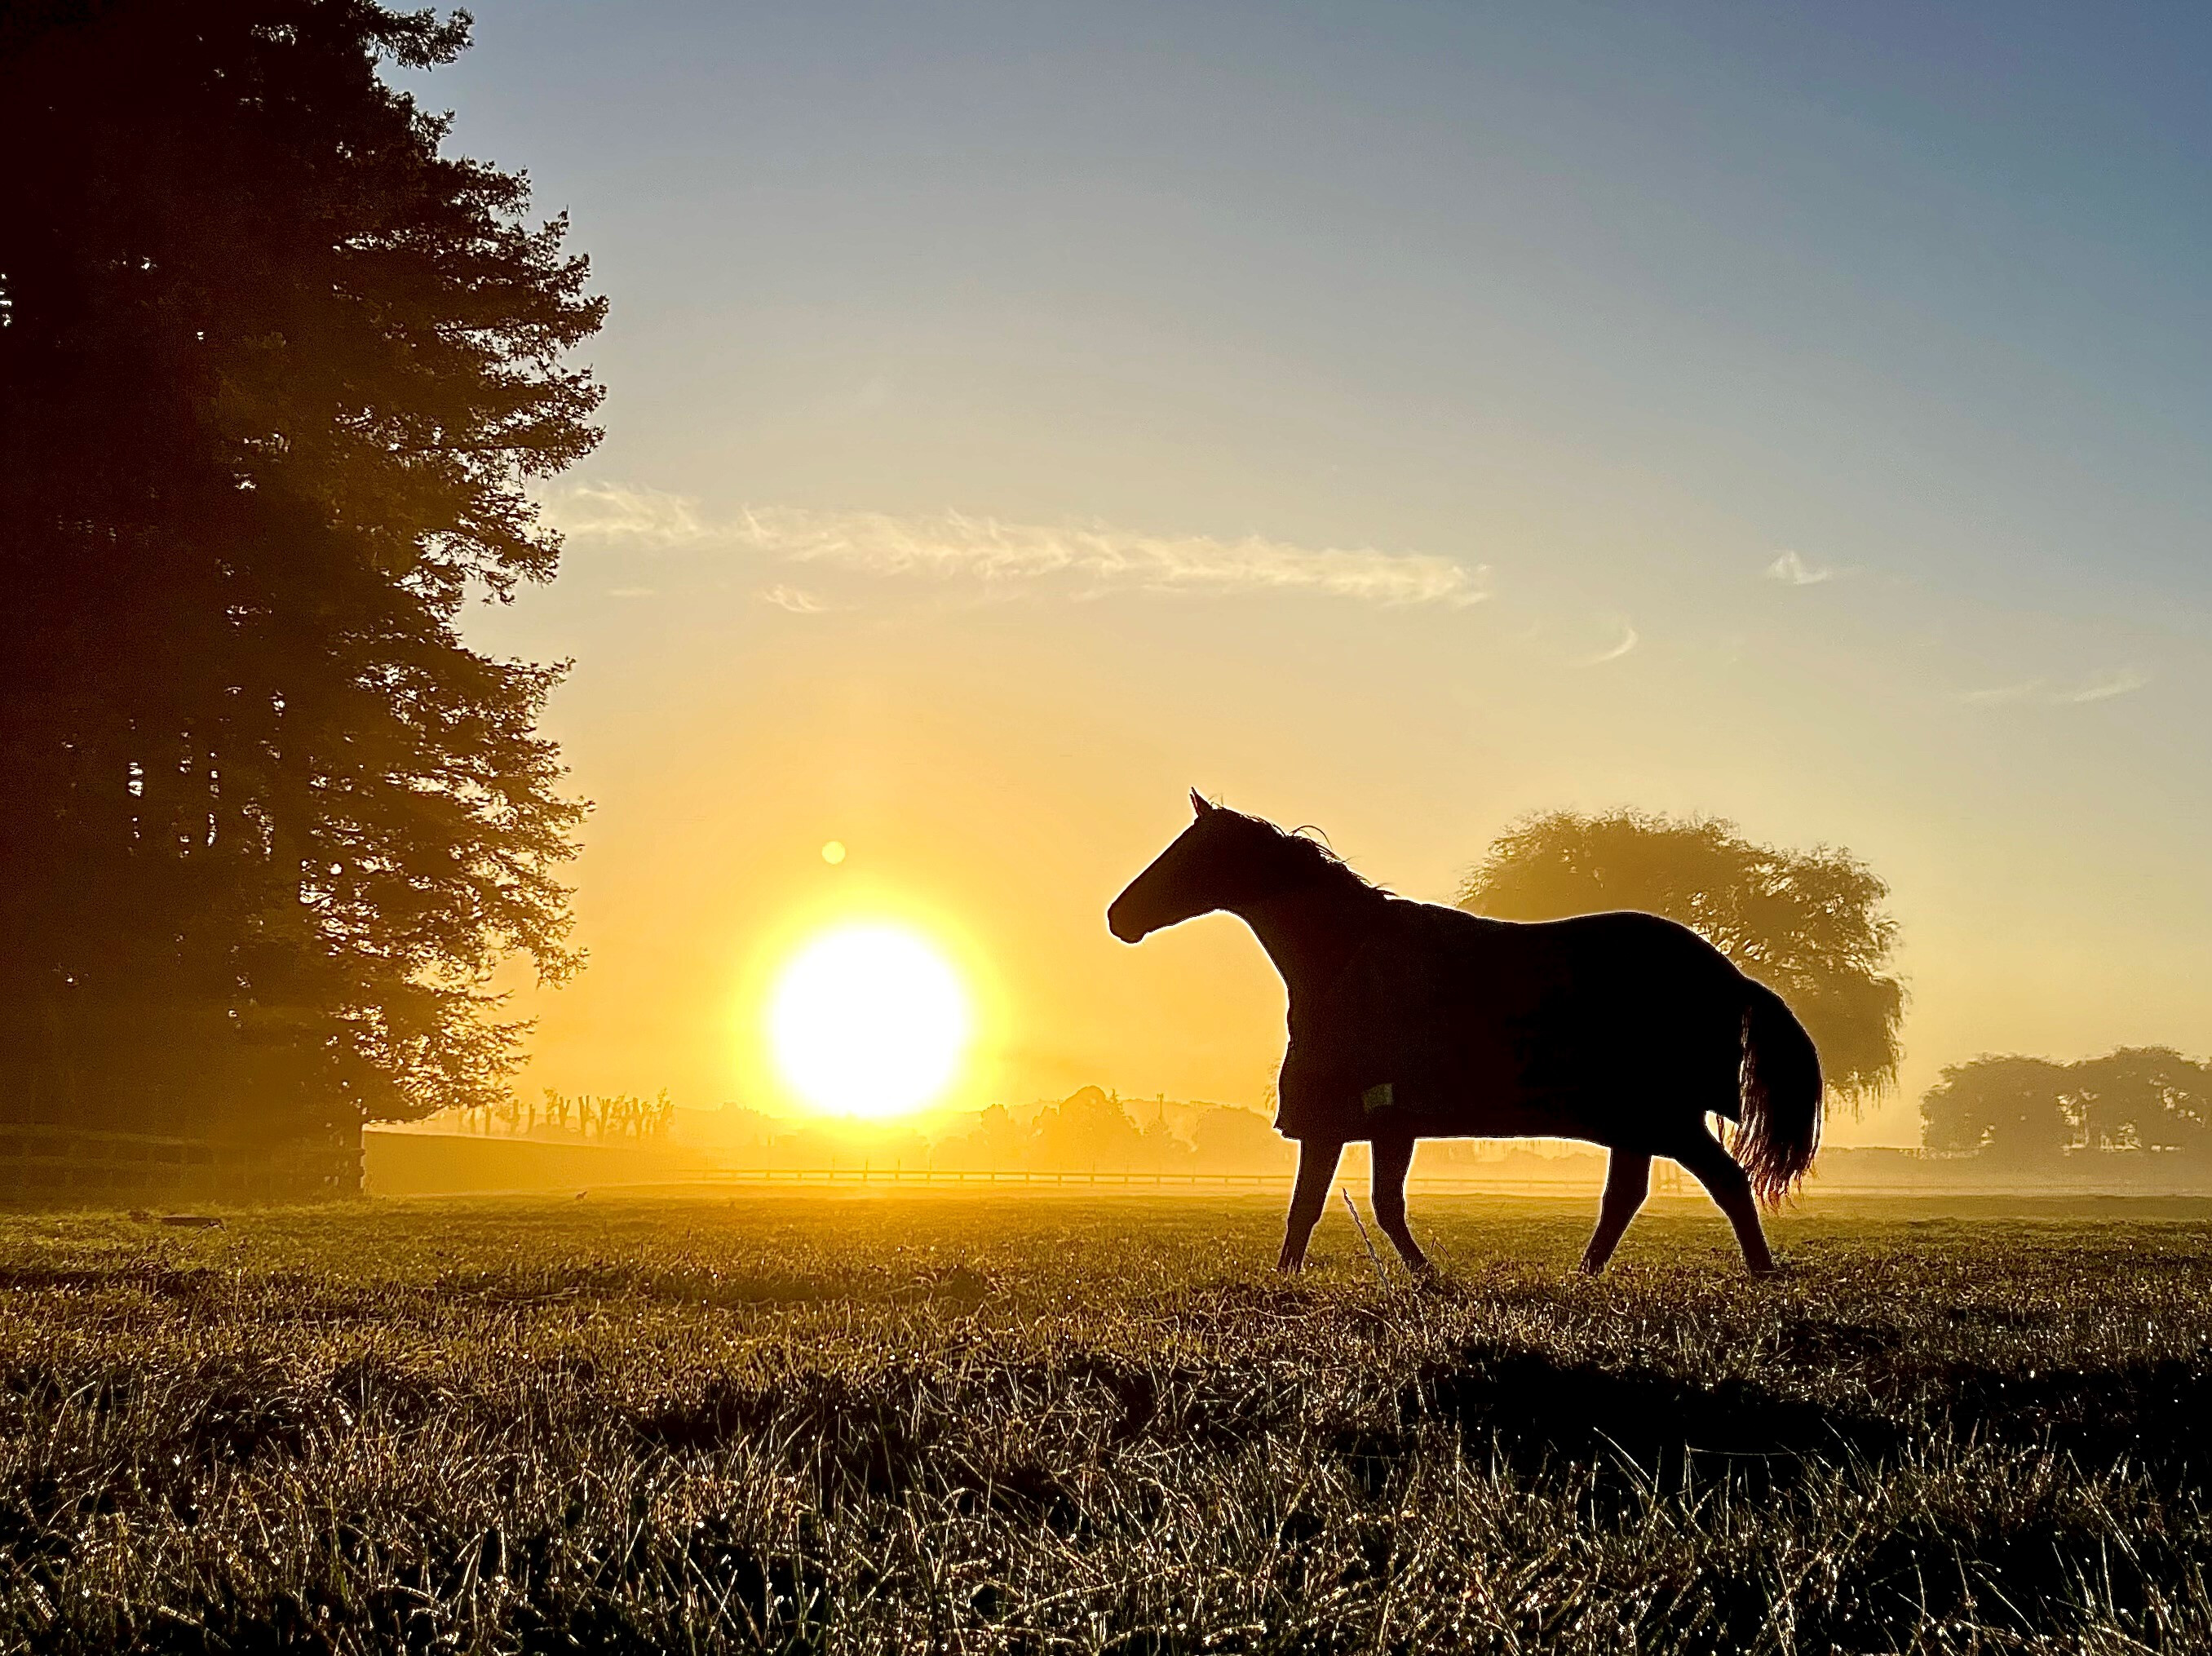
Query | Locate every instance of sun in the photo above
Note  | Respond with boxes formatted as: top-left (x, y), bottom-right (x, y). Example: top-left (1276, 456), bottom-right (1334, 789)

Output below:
top-left (768, 922), bottom-right (971, 1118)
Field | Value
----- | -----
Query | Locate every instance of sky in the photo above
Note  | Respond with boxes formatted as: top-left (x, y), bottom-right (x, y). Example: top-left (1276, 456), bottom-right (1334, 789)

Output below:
top-left (407, 2), bottom-right (2212, 1145)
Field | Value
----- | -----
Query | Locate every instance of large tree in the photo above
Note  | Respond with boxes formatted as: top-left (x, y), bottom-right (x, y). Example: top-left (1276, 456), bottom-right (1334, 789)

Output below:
top-left (1458, 810), bottom-right (1905, 1099)
top-left (0, 1), bottom-right (604, 1144)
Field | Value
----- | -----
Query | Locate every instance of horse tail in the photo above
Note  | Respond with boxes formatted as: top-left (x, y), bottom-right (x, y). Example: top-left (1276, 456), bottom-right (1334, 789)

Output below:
top-left (1734, 979), bottom-right (1822, 1206)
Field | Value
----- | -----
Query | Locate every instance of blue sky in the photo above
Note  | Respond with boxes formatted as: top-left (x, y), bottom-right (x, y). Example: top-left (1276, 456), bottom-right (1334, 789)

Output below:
top-left (407, 3), bottom-right (2212, 1140)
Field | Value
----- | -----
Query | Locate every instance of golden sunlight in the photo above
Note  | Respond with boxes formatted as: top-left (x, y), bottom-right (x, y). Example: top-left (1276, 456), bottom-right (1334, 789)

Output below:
top-left (767, 922), bottom-right (971, 1118)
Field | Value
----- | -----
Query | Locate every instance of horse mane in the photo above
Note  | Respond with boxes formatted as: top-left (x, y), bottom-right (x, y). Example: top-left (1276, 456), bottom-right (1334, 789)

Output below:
top-left (1214, 805), bottom-right (1384, 898)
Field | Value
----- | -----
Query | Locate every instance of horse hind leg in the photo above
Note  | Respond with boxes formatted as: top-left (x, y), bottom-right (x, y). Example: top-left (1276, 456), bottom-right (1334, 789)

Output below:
top-left (1369, 1131), bottom-right (1430, 1273)
top-left (1578, 1149), bottom-right (1652, 1276)
top-left (1675, 1127), bottom-right (1777, 1277)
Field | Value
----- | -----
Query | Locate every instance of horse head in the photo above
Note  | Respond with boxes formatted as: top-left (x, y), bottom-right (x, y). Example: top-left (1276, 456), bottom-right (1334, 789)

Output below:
top-left (1107, 790), bottom-right (1241, 942)
top-left (1111, 790), bottom-right (1339, 942)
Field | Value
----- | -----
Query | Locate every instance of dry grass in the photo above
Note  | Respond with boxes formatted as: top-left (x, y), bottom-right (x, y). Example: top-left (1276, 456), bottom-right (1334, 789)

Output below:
top-left (3, 1191), bottom-right (2212, 1652)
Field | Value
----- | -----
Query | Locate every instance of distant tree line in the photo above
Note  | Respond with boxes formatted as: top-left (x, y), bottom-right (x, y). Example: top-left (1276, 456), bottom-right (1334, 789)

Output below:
top-left (445, 1089), bottom-right (675, 1144)
top-left (940, 1087), bottom-right (1289, 1173)
top-left (1922, 1048), bottom-right (2212, 1166)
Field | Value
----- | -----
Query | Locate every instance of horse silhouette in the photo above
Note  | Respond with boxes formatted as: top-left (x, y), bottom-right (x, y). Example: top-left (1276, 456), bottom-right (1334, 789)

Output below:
top-left (1107, 792), bottom-right (1822, 1276)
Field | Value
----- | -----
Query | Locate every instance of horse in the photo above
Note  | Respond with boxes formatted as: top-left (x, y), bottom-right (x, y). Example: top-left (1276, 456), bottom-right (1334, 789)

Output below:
top-left (1106, 792), bottom-right (1823, 1277)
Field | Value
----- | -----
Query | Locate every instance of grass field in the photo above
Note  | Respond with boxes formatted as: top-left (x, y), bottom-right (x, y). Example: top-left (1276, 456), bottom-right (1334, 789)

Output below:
top-left (5, 1191), bottom-right (2212, 1653)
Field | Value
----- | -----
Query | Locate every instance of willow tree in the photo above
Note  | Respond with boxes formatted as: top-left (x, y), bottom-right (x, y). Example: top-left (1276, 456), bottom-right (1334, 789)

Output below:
top-left (0, 1), bottom-right (603, 1146)
top-left (1458, 810), bottom-right (1905, 1100)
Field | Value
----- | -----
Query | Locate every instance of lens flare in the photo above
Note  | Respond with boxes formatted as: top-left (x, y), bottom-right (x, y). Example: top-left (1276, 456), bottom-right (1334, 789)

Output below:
top-left (768, 923), bottom-right (970, 1118)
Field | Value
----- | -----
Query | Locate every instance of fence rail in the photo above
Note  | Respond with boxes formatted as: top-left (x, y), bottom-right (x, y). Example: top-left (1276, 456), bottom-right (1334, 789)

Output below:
top-left (658, 1166), bottom-right (2210, 1198)
top-left (699, 1167), bottom-right (1276, 1189)
top-left (686, 1165), bottom-right (1662, 1193)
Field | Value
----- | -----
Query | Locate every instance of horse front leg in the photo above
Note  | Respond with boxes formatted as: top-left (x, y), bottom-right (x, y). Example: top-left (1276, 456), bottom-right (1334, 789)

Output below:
top-left (1277, 1138), bottom-right (1343, 1272)
top-left (1370, 1131), bottom-right (1430, 1273)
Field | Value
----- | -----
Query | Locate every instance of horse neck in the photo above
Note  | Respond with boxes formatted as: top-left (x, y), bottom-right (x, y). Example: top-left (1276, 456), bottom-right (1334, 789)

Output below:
top-left (1233, 879), bottom-right (1379, 1004)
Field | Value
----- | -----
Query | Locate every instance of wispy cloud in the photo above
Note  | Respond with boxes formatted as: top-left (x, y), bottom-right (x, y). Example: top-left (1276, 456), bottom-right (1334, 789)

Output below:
top-left (2065, 667), bottom-right (2152, 703)
top-left (761, 585), bottom-right (831, 614)
top-left (1573, 619), bottom-right (1639, 666)
top-left (606, 587), bottom-right (657, 599)
top-left (1767, 549), bottom-right (1838, 587)
top-left (734, 507), bottom-right (1488, 609)
top-left (541, 486), bottom-right (1489, 610)
top-left (542, 481), bottom-right (707, 547)
top-left (1962, 667), bottom-right (2149, 707)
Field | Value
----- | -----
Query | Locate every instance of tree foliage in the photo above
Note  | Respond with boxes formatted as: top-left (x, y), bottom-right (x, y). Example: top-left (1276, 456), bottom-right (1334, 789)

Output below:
top-left (1919, 1056), bottom-right (2073, 1162)
top-left (1457, 810), bottom-right (1905, 1099)
top-left (0, 0), bottom-right (604, 1138)
top-left (1923, 1048), bottom-right (2212, 1163)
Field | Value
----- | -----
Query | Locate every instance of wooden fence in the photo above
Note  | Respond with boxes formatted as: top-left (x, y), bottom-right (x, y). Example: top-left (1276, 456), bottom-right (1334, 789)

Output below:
top-left (688, 1164), bottom-right (1688, 1194)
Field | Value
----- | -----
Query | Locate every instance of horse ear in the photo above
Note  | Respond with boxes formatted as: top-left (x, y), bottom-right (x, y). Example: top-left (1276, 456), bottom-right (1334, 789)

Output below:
top-left (1189, 788), bottom-right (1213, 817)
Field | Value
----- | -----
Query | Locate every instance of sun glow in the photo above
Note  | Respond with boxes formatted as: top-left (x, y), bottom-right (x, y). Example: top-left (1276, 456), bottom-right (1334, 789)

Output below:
top-left (768, 922), bottom-right (971, 1118)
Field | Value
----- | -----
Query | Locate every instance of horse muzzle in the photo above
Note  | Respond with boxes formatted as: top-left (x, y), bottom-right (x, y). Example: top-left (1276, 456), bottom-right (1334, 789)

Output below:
top-left (1106, 897), bottom-right (1151, 944)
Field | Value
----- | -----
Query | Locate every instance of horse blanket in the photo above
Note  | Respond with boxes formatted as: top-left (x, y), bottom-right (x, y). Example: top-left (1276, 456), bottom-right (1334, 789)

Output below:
top-left (1271, 897), bottom-right (1749, 1146)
